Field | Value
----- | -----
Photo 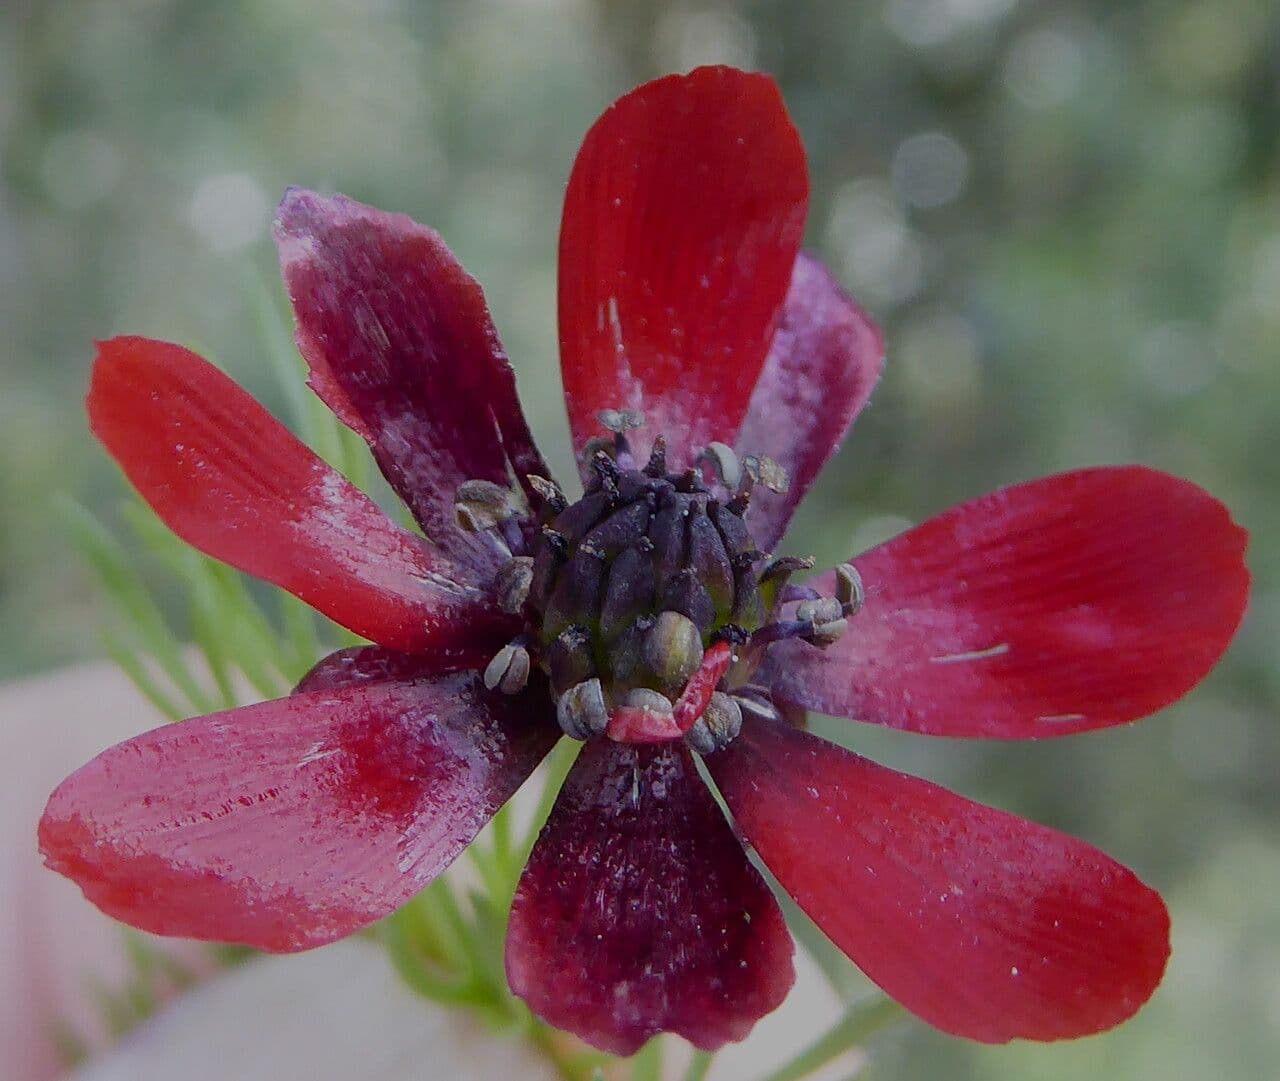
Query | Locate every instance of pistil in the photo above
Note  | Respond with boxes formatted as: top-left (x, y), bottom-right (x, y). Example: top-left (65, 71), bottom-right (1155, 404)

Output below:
top-left (456, 412), bottom-right (866, 753)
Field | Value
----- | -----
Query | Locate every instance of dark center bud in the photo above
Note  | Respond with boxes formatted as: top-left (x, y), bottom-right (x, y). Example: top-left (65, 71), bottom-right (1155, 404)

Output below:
top-left (502, 427), bottom-right (863, 750)
top-left (525, 445), bottom-right (770, 746)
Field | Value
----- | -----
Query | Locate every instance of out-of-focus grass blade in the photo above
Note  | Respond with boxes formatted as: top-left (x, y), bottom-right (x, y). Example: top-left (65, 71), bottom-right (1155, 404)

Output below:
top-left (102, 632), bottom-right (186, 722)
top-left (59, 496), bottom-right (217, 717)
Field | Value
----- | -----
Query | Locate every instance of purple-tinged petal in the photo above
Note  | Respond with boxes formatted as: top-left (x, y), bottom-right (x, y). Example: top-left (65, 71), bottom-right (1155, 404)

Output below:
top-left (735, 253), bottom-right (884, 551)
top-left (763, 467), bottom-right (1250, 738)
top-left (88, 337), bottom-right (511, 655)
top-left (295, 645), bottom-right (491, 693)
top-left (506, 740), bottom-right (794, 1055)
top-left (40, 674), bottom-right (558, 952)
top-left (709, 719), bottom-right (1171, 1042)
top-left (276, 189), bottom-right (550, 573)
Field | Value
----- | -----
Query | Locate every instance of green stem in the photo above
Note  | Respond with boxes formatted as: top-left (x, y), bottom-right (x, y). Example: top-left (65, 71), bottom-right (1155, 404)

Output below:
top-left (630, 1038), bottom-right (663, 1081)
top-left (682, 1049), bottom-right (715, 1081)
top-left (526, 1022), bottom-right (592, 1081)
top-left (754, 996), bottom-right (905, 1081)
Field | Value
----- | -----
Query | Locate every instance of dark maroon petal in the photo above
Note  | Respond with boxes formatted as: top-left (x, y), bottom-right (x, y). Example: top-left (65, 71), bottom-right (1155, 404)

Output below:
top-left (295, 645), bottom-right (491, 692)
top-left (735, 253), bottom-right (884, 551)
top-left (764, 467), bottom-right (1250, 738)
top-left (559, 66), bottom-right (809, 471)
top-left (275, 189), bottom-right (550, 573)
top-left (709, 719), bottom-right (1171, 1042)
top-left (505, 740), bottom-right (794, 1055)
top-left (40, 674), bottom-right (557, 952)
top-left (88, 337), bottom-right (510, 655)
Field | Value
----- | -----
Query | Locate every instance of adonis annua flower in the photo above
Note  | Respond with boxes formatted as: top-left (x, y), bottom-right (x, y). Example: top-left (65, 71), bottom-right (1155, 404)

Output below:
top-left (40, 66), bottom-right (1249, 1055)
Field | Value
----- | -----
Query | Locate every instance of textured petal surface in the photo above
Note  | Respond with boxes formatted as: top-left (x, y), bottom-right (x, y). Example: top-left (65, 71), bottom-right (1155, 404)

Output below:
top-left (709, 720), bottom-right (1171, 1042)
top-left (88, 337), bottom-right (511, 654)
top-left (559, 66), bottom-right (808, 469)
top-left (764, 467), bottom-right (1249, 737)
top-left (276, 189), bottom-right (549, 572)
top-left (735, 253), bottom-right (884, 551)
top-left (295, 645), bottom-right (490, 693)
top-left (506, 740), bottom-right (794, 1055)
top-left (40, 674), bottom-right (558, 952)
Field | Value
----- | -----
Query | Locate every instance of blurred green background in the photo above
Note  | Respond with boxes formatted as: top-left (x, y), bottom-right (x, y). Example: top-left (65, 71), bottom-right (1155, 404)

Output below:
top-left (1, 0), bottom-right (1277, 1078)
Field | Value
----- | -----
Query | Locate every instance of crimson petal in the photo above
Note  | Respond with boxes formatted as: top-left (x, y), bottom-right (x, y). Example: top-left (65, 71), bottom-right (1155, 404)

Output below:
top-left (276, 189), bottom-right (550, 573)
top-left (558, 66), bottom-right (808, 471)
top-left (735, 253), bottom-right (884, 551)
top-left (764, 467), bottom-right (1249, 737)
top-left (88, 337), bottom-right (511, 654)
top-left (709, 720), bottom-right (1171, 1042)
top-left (40, 673), bottom-right (557, 952)
top-left (505, 739), bottom-right (794, 1055)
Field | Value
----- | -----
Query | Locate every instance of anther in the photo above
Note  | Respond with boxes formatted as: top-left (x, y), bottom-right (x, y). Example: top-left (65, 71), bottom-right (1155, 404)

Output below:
top-left (796, 597), bottom-right (848, 647)
top-left (557, 678), bottom-right (609, 740)
top-left (493, 556), bottom-right (534, 614)
top-left (835, 563), bottom-right (866, 617)
top-left (455, 480), bottom-right (516, 532)
top-left (528, 474), bottom-right (568, 515)
top-left (597, 408), bottom-right (645, 433)
top-left (697, 442), bottom-right (742, 490)
top-left (761, 556), bottom-right (815, 582)
top-left (642, 611), bottom-right (704, 690)
top-left (685, 692), bottom-right (743, 755)
top-left (742, 454), bottom-right (790, 494)
top-left (483, 643), bottom-right (531, 695)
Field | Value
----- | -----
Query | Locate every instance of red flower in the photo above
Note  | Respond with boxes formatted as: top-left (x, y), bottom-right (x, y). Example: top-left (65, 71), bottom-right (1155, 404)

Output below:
top-left (40, 67), bottom-right (1249, 1056)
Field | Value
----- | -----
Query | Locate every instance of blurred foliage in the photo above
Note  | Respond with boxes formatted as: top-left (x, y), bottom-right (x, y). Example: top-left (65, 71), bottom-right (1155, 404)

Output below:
top-left (2, 0), bottom-right (1278, 1078)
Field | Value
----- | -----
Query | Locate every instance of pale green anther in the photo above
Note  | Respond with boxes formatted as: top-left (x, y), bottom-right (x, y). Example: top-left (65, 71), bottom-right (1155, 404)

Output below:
top-left (494, 556), bottom-right (534, 614)
top-left (455, 479), bottom-right (515, 532)
top-left (698, 442), bottom-right (742, 489)
top-left (835, 562), bottom-right (865, 616)
top-left (483, 643), bottom-right (531, 694)
top-left (557, 678), bottom-right (609, 740)
top-left (623, 687), bottom-right (675, 715)
top-left (743, 454), bottom-right (790, 494)
top-left (597, 408), bottom-right (645, 433)
top-left (642, 610), bottom-right (705, 690)
top-left (686, 692), bottom-right (743, 755)
top-left (796, 597), bottom-right (848, 647)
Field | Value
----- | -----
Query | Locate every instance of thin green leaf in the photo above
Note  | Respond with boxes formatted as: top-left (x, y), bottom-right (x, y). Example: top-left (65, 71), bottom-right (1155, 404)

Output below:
top-left (752, 995), bottom-right (904, 1081)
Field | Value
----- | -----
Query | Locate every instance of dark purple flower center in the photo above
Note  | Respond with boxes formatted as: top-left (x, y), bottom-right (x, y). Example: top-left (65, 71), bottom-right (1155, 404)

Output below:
top-left (457, 417), bottom-right (862, 751)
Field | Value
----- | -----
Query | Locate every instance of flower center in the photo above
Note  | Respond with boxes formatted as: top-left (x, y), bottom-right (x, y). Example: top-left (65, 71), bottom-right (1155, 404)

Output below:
top-left (456, 414), bottom-right (863, 753)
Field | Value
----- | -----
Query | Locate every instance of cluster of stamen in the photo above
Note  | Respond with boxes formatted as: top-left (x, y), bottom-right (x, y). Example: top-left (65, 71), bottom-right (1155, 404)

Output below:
top-left (454, 412), bottom-right (864, 753)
